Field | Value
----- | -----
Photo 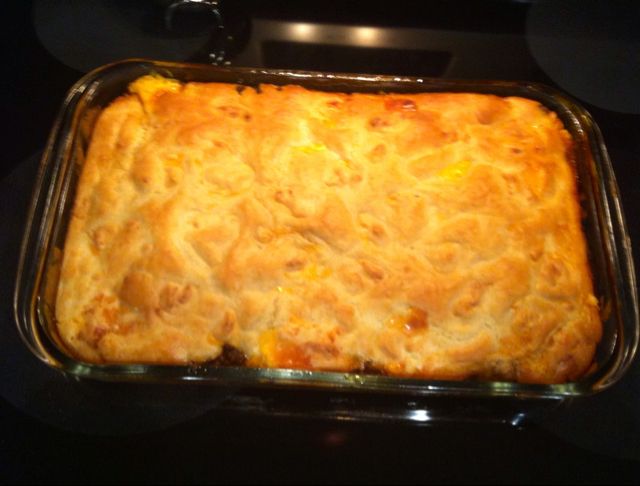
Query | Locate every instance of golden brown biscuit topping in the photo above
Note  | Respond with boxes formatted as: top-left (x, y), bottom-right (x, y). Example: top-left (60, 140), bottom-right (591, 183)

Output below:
top-left (55, 75), bottom-right (602, 383)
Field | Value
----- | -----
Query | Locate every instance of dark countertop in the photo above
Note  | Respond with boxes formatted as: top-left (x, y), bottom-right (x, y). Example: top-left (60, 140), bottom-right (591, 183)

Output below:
top-left (2, 1), bottom-right (639, 482)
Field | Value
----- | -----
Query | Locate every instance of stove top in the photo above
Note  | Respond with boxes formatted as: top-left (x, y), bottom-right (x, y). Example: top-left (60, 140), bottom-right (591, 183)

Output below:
top-left (2, 1), bottom-right (639, 482)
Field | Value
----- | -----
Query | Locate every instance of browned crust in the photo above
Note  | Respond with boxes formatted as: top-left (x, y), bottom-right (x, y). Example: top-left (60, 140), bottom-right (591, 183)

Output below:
top-left (54, 76), bottom-right (602, 384)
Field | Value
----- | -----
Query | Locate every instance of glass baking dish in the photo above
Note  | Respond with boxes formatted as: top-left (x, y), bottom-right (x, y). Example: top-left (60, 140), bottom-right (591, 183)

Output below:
top-left (14, 59), bottom-right (638, 407)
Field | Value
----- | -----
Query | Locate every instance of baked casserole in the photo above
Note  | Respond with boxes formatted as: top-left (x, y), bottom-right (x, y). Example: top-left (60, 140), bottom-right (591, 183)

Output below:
top-left (54, 75), bottom-right (602, 384)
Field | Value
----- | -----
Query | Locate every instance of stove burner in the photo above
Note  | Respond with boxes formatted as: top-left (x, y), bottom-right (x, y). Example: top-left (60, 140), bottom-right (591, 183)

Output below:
top-left (33, 0), bottom-right (217, 73)
top-left (526, 0), bottom-right (640, 114)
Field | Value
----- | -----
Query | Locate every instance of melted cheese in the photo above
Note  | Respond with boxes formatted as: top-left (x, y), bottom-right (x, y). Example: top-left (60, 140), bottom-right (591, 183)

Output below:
top-left (438, 160), bottom-right (472, 181)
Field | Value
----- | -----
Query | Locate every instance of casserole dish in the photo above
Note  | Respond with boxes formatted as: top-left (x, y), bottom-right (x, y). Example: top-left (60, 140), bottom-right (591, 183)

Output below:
top-left (14, 59), bottom-right (638, 405)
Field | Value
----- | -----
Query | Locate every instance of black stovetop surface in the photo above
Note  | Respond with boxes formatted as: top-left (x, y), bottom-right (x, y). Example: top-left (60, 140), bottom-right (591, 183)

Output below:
top-left (2, 1), bottom-right (639, 482)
